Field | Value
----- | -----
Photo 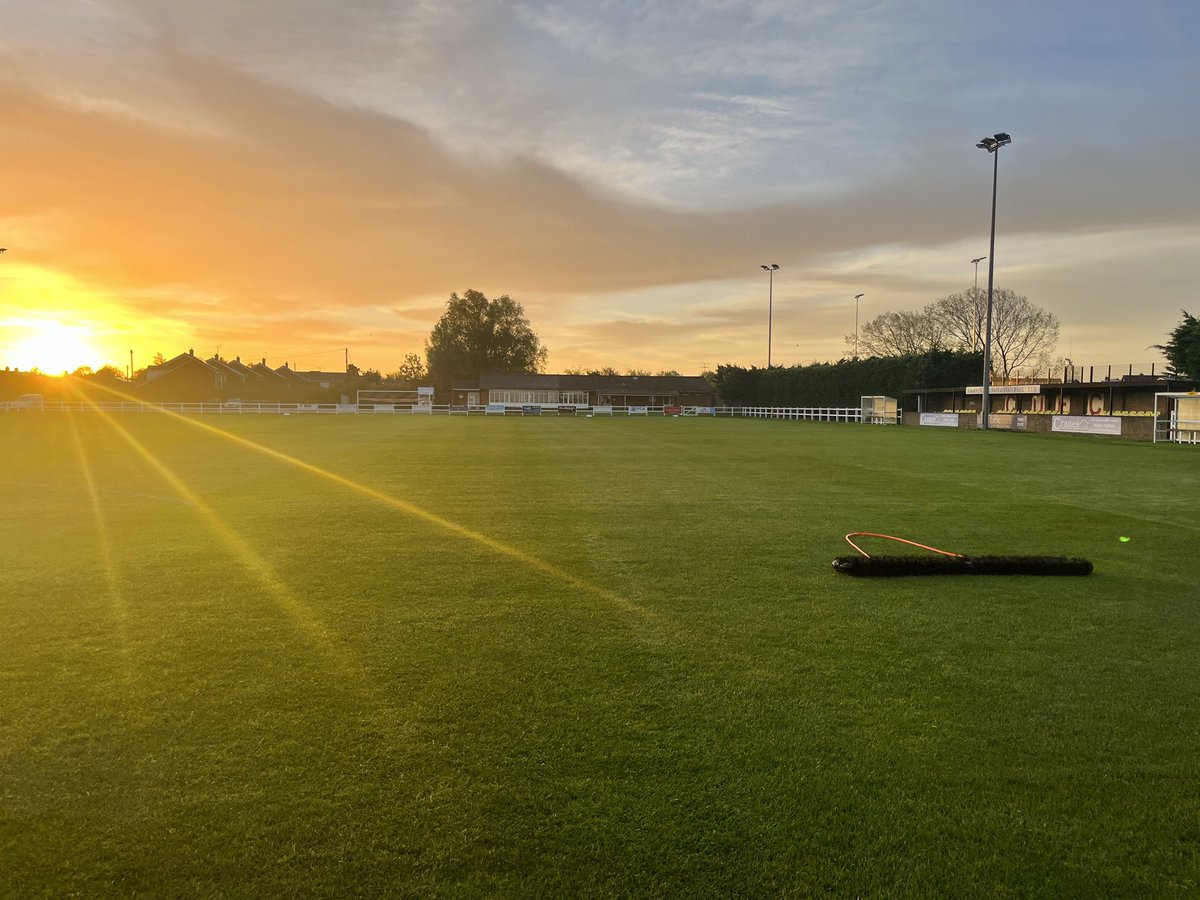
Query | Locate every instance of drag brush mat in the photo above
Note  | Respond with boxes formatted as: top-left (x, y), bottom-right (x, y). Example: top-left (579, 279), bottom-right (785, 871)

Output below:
top-left (832, 555), bottom-right (1094, 577)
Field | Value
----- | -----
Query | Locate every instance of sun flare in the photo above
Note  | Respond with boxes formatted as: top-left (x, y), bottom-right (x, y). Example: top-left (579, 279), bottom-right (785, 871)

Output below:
top-left (2, 318), bottom-right (102, 374)
top-left (0, 263), bottom-right (181, 374)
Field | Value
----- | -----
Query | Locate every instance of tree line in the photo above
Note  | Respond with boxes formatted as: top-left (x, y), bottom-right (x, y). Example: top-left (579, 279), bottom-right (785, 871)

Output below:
top-left (25, 289), bottom-right (1191, 406)
top-left (392, 285), bottom-right (1060, 392)
top-left (709, 350), bottom-right (983, 408)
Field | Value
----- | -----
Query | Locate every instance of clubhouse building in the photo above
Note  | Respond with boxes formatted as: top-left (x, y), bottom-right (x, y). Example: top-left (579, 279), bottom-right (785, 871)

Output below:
top-left (449, 373), bottom-right (718, 410)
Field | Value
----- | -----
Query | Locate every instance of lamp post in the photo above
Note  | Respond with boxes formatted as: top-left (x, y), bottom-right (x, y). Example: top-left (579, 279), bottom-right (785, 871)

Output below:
top-left (853, 293), bottom-right (864, 358)
top-left (760, 264), bottom-right (779, 368)
top-left (975, 132), bottom-right (1011, 430)
top-left (970, 256), bottom-right (986, 352)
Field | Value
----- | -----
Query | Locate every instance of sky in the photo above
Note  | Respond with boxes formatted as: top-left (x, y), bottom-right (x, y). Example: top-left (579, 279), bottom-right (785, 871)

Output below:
top-left (2, 0), bottom-right (1198, 377)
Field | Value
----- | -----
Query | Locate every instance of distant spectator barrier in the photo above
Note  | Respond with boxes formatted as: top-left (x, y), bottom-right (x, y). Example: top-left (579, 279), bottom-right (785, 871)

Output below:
top-left (4, 400), bottom-right (898, 424)
top-left (736, 406), bottom-right (894, 423)
top-left (919, 412), bottom-right (960, 427)
top-left (13, 395), bottom-right (1195, 446)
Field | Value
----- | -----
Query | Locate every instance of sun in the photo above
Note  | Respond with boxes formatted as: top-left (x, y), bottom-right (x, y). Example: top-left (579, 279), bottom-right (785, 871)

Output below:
top-left (2, 318), bottom-right (103, 374)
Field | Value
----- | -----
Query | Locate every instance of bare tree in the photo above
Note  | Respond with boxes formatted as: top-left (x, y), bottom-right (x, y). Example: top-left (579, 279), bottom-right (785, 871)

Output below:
top-left (854, 288), bottom-right (1058, 378)
top-left (986, 289), bottom-right (1059, 378)
top-left (930, 288), bottom-right (988, 352)
top-left (854, 309), bottom-right (946, 357)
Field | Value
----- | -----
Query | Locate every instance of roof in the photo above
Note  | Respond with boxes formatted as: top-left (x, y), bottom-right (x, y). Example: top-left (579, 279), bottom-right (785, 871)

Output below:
top-left (145, 351), bottom-right (221, 382)
top-left (221, 358), bottom-right (261, 379)
top-left (207, 357), bottom-right (252, 381)
top-left (478, 373), bottom-right (713, 393)
top-left (298, 371), bottom-right (348, 380)
top-left (273, 364), bottom-right (311, 383)
top-left (903, 375), bottom-right (1198, 395)
top-left (249, 362), bottom-right (288, 382)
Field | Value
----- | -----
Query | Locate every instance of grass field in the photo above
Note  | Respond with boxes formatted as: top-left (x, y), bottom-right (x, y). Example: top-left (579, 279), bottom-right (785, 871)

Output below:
top-left (3, 411), bottom-right (1199, 896)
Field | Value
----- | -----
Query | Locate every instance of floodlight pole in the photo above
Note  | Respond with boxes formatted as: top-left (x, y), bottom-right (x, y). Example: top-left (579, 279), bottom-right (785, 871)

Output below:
top-left (761, 264), bottom-right (779, 368)
top-left (853, 293), bottom-right (864, 358)
top-left (975, 133), bottom-right (1011, 431)
top-left (970, 256), bottom-right (986, 352)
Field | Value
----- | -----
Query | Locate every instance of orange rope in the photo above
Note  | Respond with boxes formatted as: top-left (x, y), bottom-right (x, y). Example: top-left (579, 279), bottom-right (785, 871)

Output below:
top-left (844, 532), bottom-right (965, 559)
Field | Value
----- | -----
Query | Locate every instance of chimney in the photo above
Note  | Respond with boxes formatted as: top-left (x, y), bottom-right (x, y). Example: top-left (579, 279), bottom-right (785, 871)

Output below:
top-left (189, 348), bottom-right (194, 356)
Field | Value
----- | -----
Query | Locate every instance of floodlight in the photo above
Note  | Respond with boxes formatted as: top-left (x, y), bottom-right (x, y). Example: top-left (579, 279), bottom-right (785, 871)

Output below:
top-left (975, 131), bottom-right (1013, 429)
top-left (760, 264), bottom-right (780, 366)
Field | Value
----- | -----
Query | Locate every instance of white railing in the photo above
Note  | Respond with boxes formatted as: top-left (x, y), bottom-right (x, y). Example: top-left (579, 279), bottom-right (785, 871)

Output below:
top-left (2, 400), bottom-right (898, 423)
top-left (1153, 419), bottom-right (1200, 444)
top-left (734, 406), bottom-right (900, 424)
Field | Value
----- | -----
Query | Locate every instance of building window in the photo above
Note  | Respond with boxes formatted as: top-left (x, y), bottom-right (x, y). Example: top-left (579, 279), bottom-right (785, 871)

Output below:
top-left (490, 390), bottom-right (588, 405)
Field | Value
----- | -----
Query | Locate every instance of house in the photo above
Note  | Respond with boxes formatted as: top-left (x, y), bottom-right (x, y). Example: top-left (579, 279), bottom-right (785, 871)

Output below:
top-left (273, 363), bottom-right (313, 391)
top-left (298, 370), bottom-right (350, 392)
top-left (139, 349), bottom-right (228, 401)
top-left (248, 359), bottom-right (293, 395)
top-left (137, 351), bottom-right (358, 403)
top-left (451, 373), bottom-right (717, 409)
top-left (206, 355), bottom-right (259, 396)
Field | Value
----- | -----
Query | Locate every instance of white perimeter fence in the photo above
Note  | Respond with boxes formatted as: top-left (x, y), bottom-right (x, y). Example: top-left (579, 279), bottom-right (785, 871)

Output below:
top-left (1, 400), bottom-right (901, 423)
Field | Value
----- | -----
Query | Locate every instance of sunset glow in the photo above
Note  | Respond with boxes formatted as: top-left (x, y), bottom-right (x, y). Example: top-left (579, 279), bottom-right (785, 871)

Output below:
top-left (0, 263), bottom-right (191, 374)
top-left (2, 317), bottom-right (102, 374)
top-left (3, 3), bottom-right (1198, 374)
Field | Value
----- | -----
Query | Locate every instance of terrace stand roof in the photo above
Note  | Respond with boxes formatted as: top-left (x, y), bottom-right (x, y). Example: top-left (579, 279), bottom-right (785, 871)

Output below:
top-left (903, 373), bottom-right (1198, 396)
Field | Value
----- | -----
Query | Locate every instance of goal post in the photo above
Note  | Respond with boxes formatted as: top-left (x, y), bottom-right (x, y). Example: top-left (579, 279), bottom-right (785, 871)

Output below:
top-left (356, 387), bottom-right (435, 408)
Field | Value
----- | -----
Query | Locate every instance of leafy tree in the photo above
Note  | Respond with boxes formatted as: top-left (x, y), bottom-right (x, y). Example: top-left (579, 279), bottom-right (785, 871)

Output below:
top-left (1155, 311), bottom-right (1200, 378)
top-left (387, 352), bottom-right (427, 386)
top-left (425, 289), bottom-right (547, 386)
top-left (559, 365), bottom-right (630, 376)
top-left (67, 364), bottom-right (127, 401)
top-left (655, 369), bottom-right (682, 377)
top-left (91, 365), bottom-right (126, 381)
top-left (152, 352), bottom-right (166, 366)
